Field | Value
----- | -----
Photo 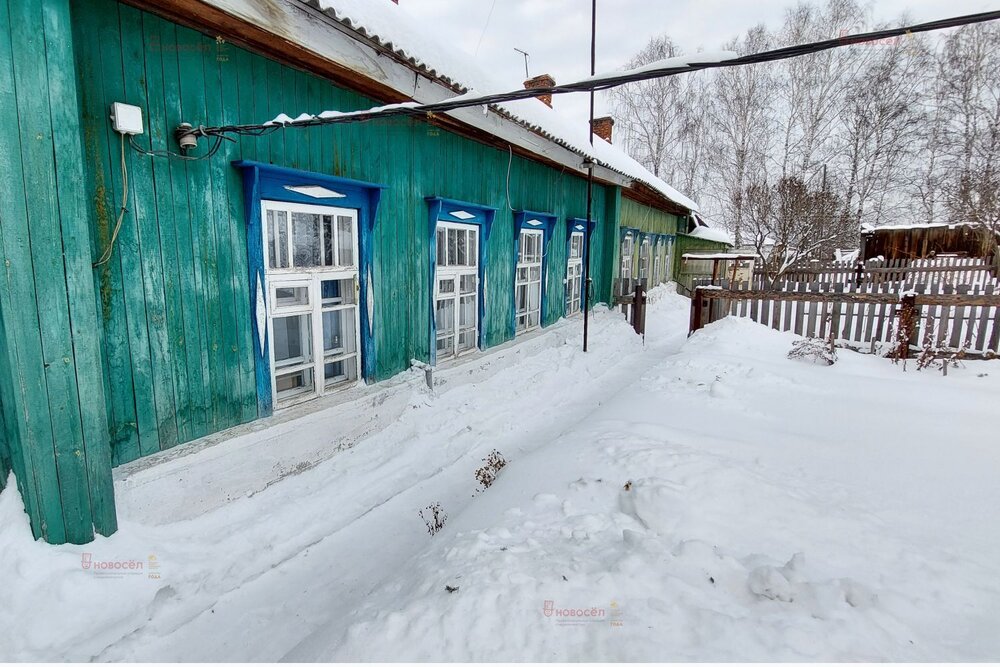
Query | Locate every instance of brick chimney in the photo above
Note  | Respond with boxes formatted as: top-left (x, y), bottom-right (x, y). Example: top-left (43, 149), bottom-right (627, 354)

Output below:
top-left (523, 74), bottom-right (555, 108)
top-left (591, 116), bottom-right (614, 143)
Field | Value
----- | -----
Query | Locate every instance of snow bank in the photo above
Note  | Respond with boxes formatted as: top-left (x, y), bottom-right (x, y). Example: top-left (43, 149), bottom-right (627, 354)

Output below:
top-left (2, 300), bottom-right (999, 661)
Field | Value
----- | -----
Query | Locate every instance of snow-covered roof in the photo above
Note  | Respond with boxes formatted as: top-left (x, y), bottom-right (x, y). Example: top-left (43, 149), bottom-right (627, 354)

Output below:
top-left (687, 225), bottom-right (734, 245)
top-left (862, 221), bottom-right (998, 234)
top-left (299, 0), bottom-right (699, 212)
top-left (682, 253), bottom-right (756, 260)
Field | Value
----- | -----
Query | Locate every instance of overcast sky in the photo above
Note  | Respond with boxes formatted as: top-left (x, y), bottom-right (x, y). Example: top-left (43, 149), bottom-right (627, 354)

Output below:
top-left (397, 0), bottom-right (997, 127)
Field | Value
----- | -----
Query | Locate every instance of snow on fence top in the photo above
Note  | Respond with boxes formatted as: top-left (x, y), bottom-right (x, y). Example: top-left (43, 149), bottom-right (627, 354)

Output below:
top-left (299, 0), bottom-right (703, 213)
top-left (862, 221), bottom-right (1000, 234)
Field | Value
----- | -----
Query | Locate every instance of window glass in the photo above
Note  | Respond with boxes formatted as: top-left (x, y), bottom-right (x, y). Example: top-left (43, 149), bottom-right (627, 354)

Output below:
top-left (276, 367), bottom-right (314, 398)
top-left (274, 285), bottom-right (309, 308)
top-left (440, 231), bottom-right (449, 266)
top-left (267, 210), bottom-right (289, 269)
top-left (323, 215), bottom-right (335, 266)
top-left (459, 294), bottom-right (476, 328)
top-left (435, 221), bottom-right (480, 359)
top-left (272, 314), bottom-right (312, 367)
top-left (520, 230), bottom-right (542, 263)
top-left (263, 203), bottom-right (362, 407)
top-left (337, 215), bottom-right (355, 266)
top-left (324, 357), bottom-right (357, 385)
top-left (436, 298), bottom-right (455, 336)
top-left (323, 309), bottom-right (356, 356)
top-left (458, 329), bottom-right (476, 352)
top-left (292, 213), bottom-right (322, 267)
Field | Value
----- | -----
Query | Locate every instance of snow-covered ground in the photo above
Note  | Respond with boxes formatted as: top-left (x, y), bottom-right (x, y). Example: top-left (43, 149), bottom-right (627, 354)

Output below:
top-left (2, 287), bottom-right (999, 661)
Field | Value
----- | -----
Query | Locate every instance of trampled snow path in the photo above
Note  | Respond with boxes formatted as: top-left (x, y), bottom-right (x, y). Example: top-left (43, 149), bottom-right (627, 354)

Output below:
top-left (2, 287), bottom-right (999, 661)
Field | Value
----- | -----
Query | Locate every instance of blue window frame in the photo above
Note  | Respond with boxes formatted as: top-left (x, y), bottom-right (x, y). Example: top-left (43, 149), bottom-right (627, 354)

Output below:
top-left (566, 217), bottom-right (596, 314)
top-left (512, 211), bottom-right (557, 336)
top-left (425, 197), bottom-right (496, 366)
top-left (234, 160), bottom-right (384, 417)
top-left (619, 226), bottom-right (640, 280)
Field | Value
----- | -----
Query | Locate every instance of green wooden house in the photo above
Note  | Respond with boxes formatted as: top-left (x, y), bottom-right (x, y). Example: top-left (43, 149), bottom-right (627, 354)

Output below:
top-left (0, 0), bottom-right (728, 544)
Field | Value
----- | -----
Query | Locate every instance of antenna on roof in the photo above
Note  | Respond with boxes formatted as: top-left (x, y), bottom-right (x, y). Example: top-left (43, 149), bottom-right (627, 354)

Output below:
top-left (514, 48), bottom-right (530, 79)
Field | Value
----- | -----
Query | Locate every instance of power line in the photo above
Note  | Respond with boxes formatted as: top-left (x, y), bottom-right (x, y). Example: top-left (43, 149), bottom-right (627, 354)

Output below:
top-left (180, 10), bottom-right (1000, 142)
top-left (474, 0), bottom-right (497, 57)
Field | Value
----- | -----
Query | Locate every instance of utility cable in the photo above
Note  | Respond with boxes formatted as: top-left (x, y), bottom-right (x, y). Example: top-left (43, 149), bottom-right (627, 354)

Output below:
top-left (93, 134), bottom-right (128, 268)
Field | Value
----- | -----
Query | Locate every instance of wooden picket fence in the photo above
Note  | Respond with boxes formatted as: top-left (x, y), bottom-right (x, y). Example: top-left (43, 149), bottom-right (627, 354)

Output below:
top-left (690, 281), bottom-right (1000, 358)
top-left (754, 256), bottom-right (998, 287)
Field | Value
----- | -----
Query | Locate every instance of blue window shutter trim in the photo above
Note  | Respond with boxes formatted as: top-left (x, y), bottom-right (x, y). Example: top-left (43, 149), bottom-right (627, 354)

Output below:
top-left (425, 197), bottom-right (496, 365)
top-left (512, 210), bottom-right (558, 335)
top-left (567, 217), bottom-right (597, 313)
top-left (234, 160), bottom-right (384, 398)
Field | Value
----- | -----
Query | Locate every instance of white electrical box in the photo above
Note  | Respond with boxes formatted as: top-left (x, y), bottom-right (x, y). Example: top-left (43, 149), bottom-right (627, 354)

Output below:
top-left (110, 102), bottom-right (144, 135)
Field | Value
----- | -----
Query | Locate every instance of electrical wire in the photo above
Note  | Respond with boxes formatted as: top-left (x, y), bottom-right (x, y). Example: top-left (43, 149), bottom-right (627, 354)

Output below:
top-left (94, 134), bottom-right (128, 268)
top-left (504, 144), bottom-right (514, 212)
top-left (128, 133), bottom-right (227, 161)
top-left (474, 0), bottom-right (497, 57)
top-left (180, 10), bottom-right (1000, 142)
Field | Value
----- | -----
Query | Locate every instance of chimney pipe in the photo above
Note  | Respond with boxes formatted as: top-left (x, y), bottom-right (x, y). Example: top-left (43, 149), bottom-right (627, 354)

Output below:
top-left (591, 116), bottom-right (614, 143)
top-left (523, 74), bottom-right (555, 108)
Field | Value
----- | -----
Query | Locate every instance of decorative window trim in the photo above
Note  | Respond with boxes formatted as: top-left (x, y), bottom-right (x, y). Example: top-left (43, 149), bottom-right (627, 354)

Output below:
top-left (566, 217), bottom-right (596, 314)
top-left (512, 210), bottom-right (557, 336)
top-left (620, 226), bottom-right (639, 280)
top-left (234, 160), bottom-right (384, 417)
top-left (638, 233), bottom-right (652, 281)
top-left (425, 197), bottom-right (497, 366)
top-left (649, 232), bottom-right (676, 284)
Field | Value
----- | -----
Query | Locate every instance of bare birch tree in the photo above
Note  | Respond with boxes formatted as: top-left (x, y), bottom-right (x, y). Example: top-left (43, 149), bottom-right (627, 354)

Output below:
top-left (707, 25), bottom-right (775, 247)
top-left (936, 22), bottom-right (1000, 250)
top-left (609, 37), bottom-right (714, 202)
top-left (606, 0), bottom-right (1000, 260)
top-left (839, 32), bottom-right (927, 228)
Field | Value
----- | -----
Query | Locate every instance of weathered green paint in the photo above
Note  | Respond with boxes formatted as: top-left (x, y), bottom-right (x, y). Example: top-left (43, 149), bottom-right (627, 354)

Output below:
top-left (0, 0), bottom-right (116, 543)
top-left (620, 197), bottom-right (683, 237)
top-left (617, 198), bottom-right (729, 282)
top-left (63, 0), bottom-right (624, 468)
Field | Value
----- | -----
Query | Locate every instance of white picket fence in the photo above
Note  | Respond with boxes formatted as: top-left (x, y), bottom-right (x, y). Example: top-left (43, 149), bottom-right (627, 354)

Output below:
top-left (692, 280), bottom-right (1000, 357)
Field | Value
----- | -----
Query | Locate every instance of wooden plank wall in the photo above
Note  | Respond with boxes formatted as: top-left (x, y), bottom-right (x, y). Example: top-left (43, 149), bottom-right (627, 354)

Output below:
top-left (72, 0), bottom-right (619, 467)
top-left (620, 197), bottom-right (681, 236)
top-left (0, 352), bottom-right (9, 491)
top-left (863, 225), bottom-right (996, 261)
top-left (0, 0), bottom-right (116, 542)
top-left (618, 197), bottom-right (679, 284)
